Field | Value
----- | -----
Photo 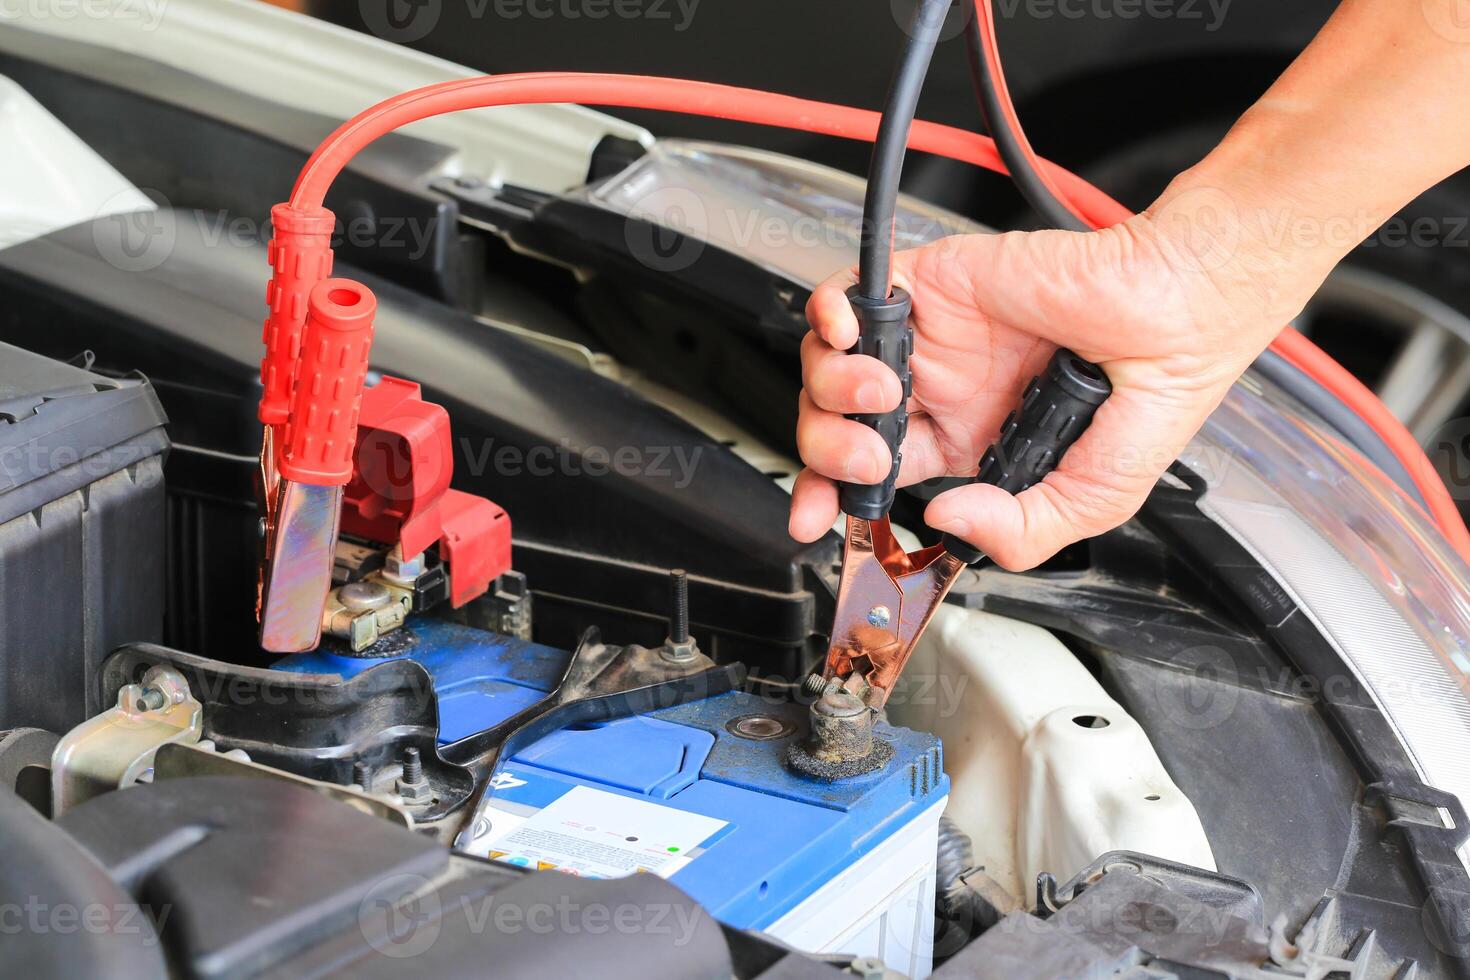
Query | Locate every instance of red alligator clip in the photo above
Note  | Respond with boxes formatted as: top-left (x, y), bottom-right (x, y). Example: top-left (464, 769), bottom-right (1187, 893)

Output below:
top-left (255, 203), bottom-right (508, 652)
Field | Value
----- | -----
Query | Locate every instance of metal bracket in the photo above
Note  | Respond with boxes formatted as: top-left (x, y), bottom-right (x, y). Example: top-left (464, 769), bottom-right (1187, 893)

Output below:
top-left (50, 666), bottom-right (202, 814)
top-left (151, 742), bottom-right (415, 829)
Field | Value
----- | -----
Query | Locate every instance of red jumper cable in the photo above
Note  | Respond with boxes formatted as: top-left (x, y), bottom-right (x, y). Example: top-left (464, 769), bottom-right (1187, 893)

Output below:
top-left (256, 72), bottom-right (1470, 650)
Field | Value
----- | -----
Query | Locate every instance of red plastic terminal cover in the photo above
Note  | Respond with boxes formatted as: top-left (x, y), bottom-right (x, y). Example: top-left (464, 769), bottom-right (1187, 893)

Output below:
top-left (341, 376), bottom-right (510, 607)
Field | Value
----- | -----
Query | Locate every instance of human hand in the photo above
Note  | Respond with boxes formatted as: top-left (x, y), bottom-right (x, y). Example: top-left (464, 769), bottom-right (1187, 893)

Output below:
top-left (788, 209), bottom-right (1307, 569)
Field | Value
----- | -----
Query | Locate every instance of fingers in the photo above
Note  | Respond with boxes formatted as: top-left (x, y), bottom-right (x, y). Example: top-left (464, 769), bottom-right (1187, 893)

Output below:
top-left (924, 379), bottom-right (1220, 569)
top-left (789, 468), bottom-right (839, 542)
top-left (804, 268), bottom-right (861, 350)
top-left (796, 391), bottom-right (891, 484)
top-left (805, 262), bottom-right (923, 352)
top-left (800, 331), bottom-right (904, 414)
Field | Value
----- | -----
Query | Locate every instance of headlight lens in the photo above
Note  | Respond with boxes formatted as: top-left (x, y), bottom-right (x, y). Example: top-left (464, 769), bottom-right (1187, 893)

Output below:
top-left (577, 139), bottom-right (982, 289)
top-left (1184, 373), bottom-right (1470, 863)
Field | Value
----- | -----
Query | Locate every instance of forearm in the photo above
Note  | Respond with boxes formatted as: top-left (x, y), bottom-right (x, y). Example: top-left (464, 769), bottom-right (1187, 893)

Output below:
top-left (1149, 0), bottom-right (1470, 313)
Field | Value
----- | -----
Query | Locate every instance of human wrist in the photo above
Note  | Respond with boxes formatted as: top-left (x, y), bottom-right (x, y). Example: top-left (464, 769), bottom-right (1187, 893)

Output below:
top-left (1140, 150), bottom-right (1344, 347)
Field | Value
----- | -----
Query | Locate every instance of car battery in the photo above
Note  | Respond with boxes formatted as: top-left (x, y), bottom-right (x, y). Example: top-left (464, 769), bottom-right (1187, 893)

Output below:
top-left (0, 343), bottom-right (169, 733)
top-left (276, 620), bottom-right (948, 977)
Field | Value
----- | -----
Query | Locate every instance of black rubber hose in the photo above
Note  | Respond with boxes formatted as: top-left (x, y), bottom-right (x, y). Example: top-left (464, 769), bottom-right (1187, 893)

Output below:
top-left (858, 0), bottom-right (956, 300)
top-left (935, 814), bottom-right (976, 912)
top-left (963, 12), bottom-right (1089, 233)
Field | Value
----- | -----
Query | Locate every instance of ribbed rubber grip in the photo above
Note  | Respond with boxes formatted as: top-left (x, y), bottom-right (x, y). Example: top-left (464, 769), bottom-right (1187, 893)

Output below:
top-left (943, 349), bottom-right (1111, 564)
top-left (259, 203), bottom-right (335, 427)
top-left (278, 278), bottom-right (377, 486)
top-left (838, 285), bottom-right (914, 520)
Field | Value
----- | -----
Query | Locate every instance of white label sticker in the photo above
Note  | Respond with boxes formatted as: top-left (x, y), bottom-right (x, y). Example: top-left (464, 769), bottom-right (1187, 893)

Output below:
top-left (479, 785), bottom-right (727, 879)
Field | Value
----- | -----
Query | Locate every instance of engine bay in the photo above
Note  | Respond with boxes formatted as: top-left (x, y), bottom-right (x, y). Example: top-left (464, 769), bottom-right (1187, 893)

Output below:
top-left (1, 4), bottom-right (1468, 978)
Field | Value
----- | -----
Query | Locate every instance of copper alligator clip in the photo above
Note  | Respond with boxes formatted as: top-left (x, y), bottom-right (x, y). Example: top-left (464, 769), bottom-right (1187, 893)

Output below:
top-left (814, 280), bottom-right (1112, 707)
top-left (821, 516), bottom-right (967, 708)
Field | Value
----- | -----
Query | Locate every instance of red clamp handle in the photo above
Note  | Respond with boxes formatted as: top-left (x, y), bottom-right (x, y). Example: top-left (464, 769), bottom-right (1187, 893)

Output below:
top-left (279, 278), bottom-right (377, 486)
top-left (260, 203), bottom-right (335, 427)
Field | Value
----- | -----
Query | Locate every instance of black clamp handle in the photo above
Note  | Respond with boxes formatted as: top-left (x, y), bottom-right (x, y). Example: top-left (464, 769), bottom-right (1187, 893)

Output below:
top-left (942, 349), bottom-right (1112, 564)
top-left (838, 284), bottom-right (914, 521)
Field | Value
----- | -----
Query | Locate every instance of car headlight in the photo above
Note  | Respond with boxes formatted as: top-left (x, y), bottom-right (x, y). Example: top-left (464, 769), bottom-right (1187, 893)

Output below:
top-left (1183, 371), bottom-right (1470, 867)
top-left (576, 139), bottom-right (983, 289)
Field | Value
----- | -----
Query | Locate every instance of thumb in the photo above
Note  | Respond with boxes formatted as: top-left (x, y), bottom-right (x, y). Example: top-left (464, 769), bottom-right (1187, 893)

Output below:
top-left (923, 380), bottom-right (1216, 570)
top-left (924, 481), bottom-right (1088, 572)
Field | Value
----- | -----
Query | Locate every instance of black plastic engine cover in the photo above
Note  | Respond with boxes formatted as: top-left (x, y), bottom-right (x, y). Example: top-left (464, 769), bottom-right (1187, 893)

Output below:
top-left (54, 776), bottom-right (736, 980)
top-left (0, 212), bottom-right (834, 667)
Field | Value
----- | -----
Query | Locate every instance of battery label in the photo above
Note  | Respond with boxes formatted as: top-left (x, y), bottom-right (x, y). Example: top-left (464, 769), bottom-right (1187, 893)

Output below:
top-left (477, 785), bottom-right (728, 879)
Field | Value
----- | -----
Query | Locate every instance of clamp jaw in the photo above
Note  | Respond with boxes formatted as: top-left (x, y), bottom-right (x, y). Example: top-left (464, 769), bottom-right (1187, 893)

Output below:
top-left (814, 287), bottom-right (1112, 710)
top-left (821, 517), bottom-right (965, 708)
top-left (257, 269), bottom-right (376, 653)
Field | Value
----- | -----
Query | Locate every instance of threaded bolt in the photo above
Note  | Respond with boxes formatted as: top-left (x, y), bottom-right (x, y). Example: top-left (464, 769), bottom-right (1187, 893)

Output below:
top-left (135, 687), bottom-right (167, 712)
top-left (801, 673), bottom-right (829, 698)
top-left (401, 747), bottom-right (423, 784)
top-left (353, 761), bottom-right (371, 790)
top-left (669, 569), bottom-right (689, 644)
